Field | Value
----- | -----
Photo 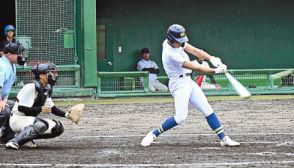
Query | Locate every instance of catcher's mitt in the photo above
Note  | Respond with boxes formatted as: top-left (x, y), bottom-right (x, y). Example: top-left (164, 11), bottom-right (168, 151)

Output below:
top-left (66, 104), bottom-right (84, 124)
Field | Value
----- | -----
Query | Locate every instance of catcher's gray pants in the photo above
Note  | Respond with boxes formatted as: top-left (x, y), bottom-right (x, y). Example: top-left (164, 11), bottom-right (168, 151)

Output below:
top-left (0, 100), bottom-right (15, 142)
top-left (10, 113), bottom-right (57, 134)
top-left (9, 117), bottom-right (64, 147)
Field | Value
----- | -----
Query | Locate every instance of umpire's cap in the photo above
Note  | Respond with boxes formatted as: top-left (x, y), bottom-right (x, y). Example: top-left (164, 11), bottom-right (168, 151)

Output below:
top-left (3, 42), bottom-right (24, 54)
top-left (4, 42), bottom-right (27, 65)
top-left (167, 24), bottom-right (188, 44)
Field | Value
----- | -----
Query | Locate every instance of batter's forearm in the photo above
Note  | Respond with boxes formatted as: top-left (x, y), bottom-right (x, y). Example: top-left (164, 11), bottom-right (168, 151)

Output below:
top-left (182, 61), bottom-right (215, 73)
top-left (184, 43), bottom-right (212, 61)
top-left (194, 48), bottom-right (212, 61)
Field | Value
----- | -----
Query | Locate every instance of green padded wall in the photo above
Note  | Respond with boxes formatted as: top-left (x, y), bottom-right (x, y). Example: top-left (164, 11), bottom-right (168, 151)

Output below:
top-left (97, 0), bottom-right (294, 73)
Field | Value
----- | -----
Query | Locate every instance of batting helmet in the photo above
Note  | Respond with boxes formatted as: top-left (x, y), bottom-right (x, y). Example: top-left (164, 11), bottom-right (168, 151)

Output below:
top-left (4, 25), bottom-right (15, 36)
top-left (3, 42), bottom-right (27, 65)
top-left (167, 24), bottom-right (188, 44)
top-left (32, 63), bottom-right (58, 86)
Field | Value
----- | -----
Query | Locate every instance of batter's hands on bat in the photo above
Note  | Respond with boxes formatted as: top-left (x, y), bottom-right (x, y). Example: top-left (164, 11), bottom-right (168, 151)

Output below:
top-left (210, 56), bottom-right (223, 68)
top-left (0, 100), bottom-right (7, 112)
top-left (214, 64), bottom-right (227, 74)
top-left (41, 105), bottom-right (52, 114)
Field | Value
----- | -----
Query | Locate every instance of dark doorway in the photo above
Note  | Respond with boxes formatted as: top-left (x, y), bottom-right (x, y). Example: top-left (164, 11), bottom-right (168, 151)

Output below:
top-left (97, 19), bottom-right (113, 72)
top-left (0, 0), bottom-right (16, 41)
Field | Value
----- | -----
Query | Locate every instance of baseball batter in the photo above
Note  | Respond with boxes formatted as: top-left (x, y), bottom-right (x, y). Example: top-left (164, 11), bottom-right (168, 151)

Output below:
top-left (141, 24), bottom-right (240, 147)
top-left (6, 63), bottom-right (81, 150)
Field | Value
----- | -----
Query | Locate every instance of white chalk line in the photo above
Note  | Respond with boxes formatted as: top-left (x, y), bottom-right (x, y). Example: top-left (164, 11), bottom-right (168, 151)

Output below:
top-left (60, 132), bottom-right (294, 139)
top-left (1, 161), bottom-right (294, 167)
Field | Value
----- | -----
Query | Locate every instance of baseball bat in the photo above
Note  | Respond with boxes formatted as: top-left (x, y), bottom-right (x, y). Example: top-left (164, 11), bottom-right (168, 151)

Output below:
top-left (225, 72), bottom-right (251, 98)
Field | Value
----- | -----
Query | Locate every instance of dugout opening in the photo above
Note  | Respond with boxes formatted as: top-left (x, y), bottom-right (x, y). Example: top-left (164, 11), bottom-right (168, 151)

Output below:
top-left (0, 0), bottom-right (16, 42)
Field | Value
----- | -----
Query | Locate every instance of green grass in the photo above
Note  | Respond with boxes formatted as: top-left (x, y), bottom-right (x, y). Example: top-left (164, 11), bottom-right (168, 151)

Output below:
top-left (54, 95), bottom-right (294, 106)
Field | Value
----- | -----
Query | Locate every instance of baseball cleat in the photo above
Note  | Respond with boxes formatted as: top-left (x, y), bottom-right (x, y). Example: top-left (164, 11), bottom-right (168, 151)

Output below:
top-left (141, 131), bottom-right (156, 147)
top-left (5, 141), bottom-right (19, 150)
top-left (220, 136), bottom-right (240, 147)
top-left (24, 140), bottom-right (38, 148)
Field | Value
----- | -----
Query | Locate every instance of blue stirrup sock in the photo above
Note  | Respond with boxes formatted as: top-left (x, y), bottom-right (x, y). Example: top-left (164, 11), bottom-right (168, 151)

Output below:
top-left (206, 113), bottom-right (225, 140)
top-left (153, 116), bottom-right (178, 137)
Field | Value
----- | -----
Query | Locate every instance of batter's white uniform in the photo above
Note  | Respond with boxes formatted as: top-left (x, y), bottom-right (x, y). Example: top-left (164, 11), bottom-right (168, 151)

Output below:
top-left (10, 83), bottom-right (57, 134)
top-left (162, 40), bottom-right (213, 124)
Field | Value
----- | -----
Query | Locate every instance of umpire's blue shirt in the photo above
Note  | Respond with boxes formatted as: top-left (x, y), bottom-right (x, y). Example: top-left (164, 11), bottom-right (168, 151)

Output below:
top-left (0, 56), bottom-right (16, 99)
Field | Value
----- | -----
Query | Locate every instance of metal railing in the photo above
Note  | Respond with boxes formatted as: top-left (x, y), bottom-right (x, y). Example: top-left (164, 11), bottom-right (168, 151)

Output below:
top-left (97, 71), bottom-right (149, 96)
top-left (14, 65), bottom-right (80, 88)
top-left (96, 69), bottom-right (294, 97)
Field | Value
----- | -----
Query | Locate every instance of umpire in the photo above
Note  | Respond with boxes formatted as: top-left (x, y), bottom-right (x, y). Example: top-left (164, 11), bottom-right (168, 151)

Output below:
top-left (0, 42), bottom-right (26, 143)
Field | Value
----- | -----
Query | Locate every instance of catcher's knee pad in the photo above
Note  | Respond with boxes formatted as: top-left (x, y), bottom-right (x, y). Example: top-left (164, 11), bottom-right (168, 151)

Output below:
top-left (36, 120), bottom-right (64, 139)
top-left (34, 117), bottom-right (49, 134)
top-left (51, 120), bottom-right (64, 137)
top-left (14, 117), bottom-right (48, 146)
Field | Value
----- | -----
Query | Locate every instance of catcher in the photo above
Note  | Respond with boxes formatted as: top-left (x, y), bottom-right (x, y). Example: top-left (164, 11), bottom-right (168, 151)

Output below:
top-left (6, 63), bottom-right (83, 150)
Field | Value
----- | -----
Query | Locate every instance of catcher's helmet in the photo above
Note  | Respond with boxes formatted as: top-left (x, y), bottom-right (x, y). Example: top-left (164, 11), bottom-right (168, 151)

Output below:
top-left (4, 25), bottom-right (15, 36)
top-left (167, 24), bottom-right (188, 44)
top-left (4, 42), bottom-right (27, 65)
top-left (32, 63), bottom-right (58, 86)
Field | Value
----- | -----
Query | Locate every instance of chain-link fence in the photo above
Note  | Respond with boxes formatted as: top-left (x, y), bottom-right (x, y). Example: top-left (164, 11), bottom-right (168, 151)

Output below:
top-left (16, 0), bottom-right (76, 65)
top-left (15, 0), bottom-right (78, 88)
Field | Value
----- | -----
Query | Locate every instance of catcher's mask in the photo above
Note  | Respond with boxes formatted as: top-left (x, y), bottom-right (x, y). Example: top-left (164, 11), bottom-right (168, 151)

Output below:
top-left (32, 63), bottom-right (58, 86)
top-left (3, 42), bottom-right (28, 65)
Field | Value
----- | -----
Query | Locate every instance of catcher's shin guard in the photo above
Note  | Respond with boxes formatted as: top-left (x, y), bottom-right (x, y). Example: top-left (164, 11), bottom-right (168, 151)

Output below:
top-left (36, 120), bottom-right (64, 139)
top-left (13, 117), bottom-right (48, 146)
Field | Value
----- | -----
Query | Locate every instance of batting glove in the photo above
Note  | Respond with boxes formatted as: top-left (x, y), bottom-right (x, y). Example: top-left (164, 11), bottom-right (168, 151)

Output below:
top-left (210, 56), bottom-right (223, 68)
top-left (214, 64), bottom-right (227, 74)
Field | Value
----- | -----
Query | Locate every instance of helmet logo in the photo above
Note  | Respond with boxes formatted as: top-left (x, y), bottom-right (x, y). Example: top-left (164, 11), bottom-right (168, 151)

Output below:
top-left (180, 32), bottom-right (186, 37)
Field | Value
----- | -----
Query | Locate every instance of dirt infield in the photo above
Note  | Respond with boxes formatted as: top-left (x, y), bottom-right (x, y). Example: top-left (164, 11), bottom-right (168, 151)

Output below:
top-left (0, 96), bottom-right (293, 167)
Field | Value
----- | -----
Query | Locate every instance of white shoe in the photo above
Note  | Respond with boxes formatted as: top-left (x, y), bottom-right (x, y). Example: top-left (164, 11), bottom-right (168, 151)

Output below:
top-left (141, 131), bottom-right (156, 147)
top-left (24, 140), bottom-right (38, 148)
top-left (220, 136), bottom-right (240, 147)
top-left (6, 141), bottom-right (19, 150)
